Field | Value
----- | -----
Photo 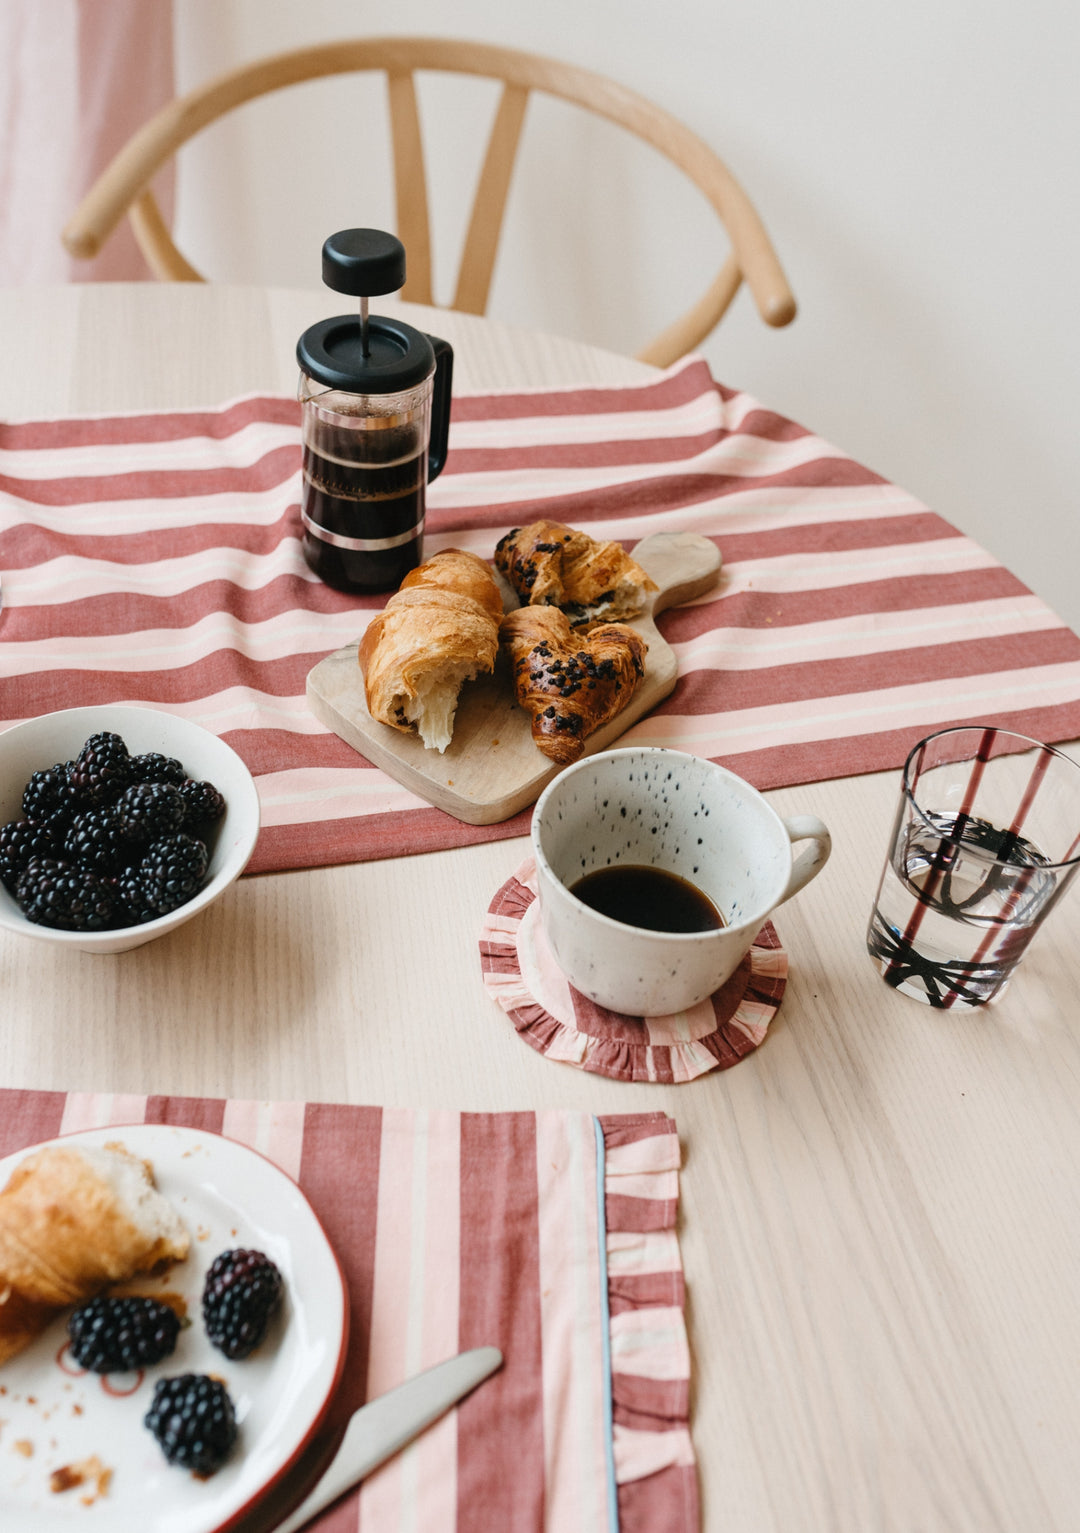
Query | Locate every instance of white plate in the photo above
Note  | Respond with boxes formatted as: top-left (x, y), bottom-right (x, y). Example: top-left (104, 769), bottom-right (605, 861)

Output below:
top-left (0, 1124), bottom-right (349, 1533)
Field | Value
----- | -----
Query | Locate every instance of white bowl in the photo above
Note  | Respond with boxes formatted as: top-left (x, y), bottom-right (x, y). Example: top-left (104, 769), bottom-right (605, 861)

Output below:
top-left (0, 705), bottom-right (260, 953)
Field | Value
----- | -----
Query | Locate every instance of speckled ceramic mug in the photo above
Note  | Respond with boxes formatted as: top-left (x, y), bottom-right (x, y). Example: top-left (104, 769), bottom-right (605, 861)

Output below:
top-left (530, 746), bottom-right (831, 1016)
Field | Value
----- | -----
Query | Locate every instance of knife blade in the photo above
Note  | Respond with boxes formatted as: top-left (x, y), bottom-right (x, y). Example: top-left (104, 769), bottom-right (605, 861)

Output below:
top-left (274, 1346), bottom-right (503, 1533)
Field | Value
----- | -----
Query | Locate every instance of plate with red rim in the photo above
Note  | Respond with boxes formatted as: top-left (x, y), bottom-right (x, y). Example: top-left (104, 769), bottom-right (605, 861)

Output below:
top-left (0, 1124), bottom-right (349, 1533)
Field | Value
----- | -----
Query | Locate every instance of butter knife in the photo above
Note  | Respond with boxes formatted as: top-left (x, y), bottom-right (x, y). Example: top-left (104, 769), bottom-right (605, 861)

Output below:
top-left (274, 1346), bottom-right (503, 1533)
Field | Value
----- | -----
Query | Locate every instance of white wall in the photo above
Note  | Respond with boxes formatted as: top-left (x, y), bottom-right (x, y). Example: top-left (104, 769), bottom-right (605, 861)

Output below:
top-left (174, 0), bottom-right (1080, 634)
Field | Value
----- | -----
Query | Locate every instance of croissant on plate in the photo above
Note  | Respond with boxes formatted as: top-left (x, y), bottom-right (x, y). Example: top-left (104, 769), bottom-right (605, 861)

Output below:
top-left (493, 520), bottom-right (657, 627)
top-left (358, 548), bottom-right (502, 753)
top-left (500, 606), bottom-right (648, 766)
top-left (0, 1142), bottom-right (190, 1367)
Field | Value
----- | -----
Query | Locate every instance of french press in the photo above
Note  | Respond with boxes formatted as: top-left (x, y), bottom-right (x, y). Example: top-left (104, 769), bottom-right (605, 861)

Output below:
top-left (296, 229), bottom-right (454, 593)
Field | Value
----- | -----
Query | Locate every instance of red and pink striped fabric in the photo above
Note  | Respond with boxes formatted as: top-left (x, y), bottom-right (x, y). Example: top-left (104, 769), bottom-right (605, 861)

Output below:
top-left (3, 357), bottom-right (1079, 874)
top-left (0, 1088), bottom-right (694, 1533)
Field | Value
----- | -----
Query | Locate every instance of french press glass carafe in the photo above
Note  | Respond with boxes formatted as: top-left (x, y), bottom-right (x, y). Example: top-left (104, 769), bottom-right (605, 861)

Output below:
top-left (296, 229), bottom-right (453, 593)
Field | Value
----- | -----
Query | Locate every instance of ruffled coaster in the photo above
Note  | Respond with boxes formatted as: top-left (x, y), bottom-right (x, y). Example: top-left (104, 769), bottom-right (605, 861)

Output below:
top-left (480, 857), bottom-right (787, 1083)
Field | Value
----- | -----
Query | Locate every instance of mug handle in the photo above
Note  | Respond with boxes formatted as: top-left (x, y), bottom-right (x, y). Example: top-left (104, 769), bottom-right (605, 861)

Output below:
top-left (778, 815), bottom-right (832, 904)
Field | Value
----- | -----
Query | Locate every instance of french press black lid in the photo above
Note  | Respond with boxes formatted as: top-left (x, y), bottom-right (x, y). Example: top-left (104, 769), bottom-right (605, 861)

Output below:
top-left (296, 229), bottom-right (438, 394)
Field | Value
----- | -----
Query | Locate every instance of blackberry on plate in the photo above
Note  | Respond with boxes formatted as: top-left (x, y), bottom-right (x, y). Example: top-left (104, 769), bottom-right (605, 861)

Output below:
top-left (0, 819), bottom-right (58, 891)
top-left (202, 1248), bottom-right (284, 1360)
top-left (16, 857), bottom-right (116, 931)
top-left (114, 781), bottom-right (184, 846)
top-left (68, 1295), bottom-right (181, 1373)
top-left (62, 807), bottom-right (129, 875)
top-left (140, 834), bottom-right (209, 916)
top-left (21, 763), bottom-right (75, 827)
top-left (69, 731), bottom-right (134, 806)
top-left (128, 752), bottom-right (188, 787)
top-left (178, 779), bottom-right (226, 831)
top-left (144, 1374), bottom-right (237, 1474)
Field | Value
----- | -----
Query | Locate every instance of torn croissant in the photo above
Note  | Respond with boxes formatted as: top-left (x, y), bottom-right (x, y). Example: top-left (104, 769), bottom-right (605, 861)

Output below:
top-left (0, 1142), bottom-right (189, 1367)
top-left (493, 520), bottom-right (657, 626)
top-left (358, 548), bottom-right (502, 753)
top-left (500, 606), bottom-right (648, 765)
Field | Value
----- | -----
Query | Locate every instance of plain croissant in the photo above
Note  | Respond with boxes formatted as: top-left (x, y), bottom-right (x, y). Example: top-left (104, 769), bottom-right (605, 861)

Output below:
top-left (493, 520), bottom-right (656, 627)
top-left (0, 1142), bottom-right (190, 1367)
top-left (358, 548), bottom-right (502, 753)
top-left (500, 605), bottom-right (648, 765)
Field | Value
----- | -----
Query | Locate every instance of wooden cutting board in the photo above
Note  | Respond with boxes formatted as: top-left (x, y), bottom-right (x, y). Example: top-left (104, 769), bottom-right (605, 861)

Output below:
top-left (305, 530), bottom-right (721, 825)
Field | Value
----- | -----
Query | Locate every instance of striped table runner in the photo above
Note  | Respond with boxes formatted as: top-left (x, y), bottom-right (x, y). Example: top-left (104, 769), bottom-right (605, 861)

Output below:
top-left (3, 356), bottom-right (1079, 874)
top-left (0, 1088), bottom-right (694, 1533)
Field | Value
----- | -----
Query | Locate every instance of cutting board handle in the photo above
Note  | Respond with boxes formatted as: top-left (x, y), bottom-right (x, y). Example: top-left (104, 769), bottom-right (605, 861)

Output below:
top-left (635, 530), bottom-right (722, 615)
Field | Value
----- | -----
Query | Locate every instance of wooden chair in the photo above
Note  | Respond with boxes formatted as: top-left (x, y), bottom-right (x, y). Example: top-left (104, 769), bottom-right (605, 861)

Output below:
top-left (62, 37), bottom-right (796, 367)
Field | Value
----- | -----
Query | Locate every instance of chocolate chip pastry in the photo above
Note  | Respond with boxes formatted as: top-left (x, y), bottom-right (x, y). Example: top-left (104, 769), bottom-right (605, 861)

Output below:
top-left (493, 520), bottom-right (656, 627)
top-left (499, 606), bottom-right (647, 766)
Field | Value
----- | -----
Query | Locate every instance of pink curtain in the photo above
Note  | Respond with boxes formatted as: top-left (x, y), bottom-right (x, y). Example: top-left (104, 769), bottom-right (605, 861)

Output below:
top-left (0, 0), bottom-right (174, 283)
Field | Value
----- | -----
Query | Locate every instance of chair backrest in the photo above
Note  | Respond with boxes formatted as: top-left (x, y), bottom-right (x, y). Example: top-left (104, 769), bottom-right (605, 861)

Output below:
top-left (62, 37), bottom-right (795, 367)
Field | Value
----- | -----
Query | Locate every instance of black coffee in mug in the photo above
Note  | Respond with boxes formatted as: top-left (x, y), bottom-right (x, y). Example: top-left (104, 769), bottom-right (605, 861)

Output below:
top-left (570, 864), bottom-right (725, 933)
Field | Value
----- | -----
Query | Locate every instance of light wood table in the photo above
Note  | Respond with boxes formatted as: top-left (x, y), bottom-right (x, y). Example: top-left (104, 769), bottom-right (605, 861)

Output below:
top-left (2, 283), bottom-right (1079, 1533)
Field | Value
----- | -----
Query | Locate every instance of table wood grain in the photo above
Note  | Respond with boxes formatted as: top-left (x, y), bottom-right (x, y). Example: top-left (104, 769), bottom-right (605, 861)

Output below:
top-left (2, 283), bottom-right (1079, 1532)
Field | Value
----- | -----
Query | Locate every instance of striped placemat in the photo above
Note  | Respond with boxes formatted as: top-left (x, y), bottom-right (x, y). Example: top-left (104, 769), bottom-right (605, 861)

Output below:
top-left (0, 1089), bottom-right (694, 1533)
top-left (3, 356), bottom-right (1079, 874)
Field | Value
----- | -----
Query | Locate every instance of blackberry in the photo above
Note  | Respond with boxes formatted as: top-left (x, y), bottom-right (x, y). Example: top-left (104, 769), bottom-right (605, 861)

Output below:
top-left (178, 779), bottom-right (226, 831)
top-left (128, 752), bottom-right (187, 787)
top-left (70, 732), bottom-right (133, 806)
top-left (68, 1295), bottom-right (181, 1373)
top-left (0, 819), bottom-right (58, 892)
top-left (111, 865), bottom-right (161, 927)
top-left (202, 1249), bottom-right (284, 1360)
top-left (16, 857), bottom-right (116, 931)
top-left (144, 1374), bottom-right (237, 1474)
top-left (140, 834), bottom-right (209, 916)
top-left (62, 807), bottom-right (129, 875)
top-left (114, 782), bottom-right (185, 846)
top-left (21, 762), bottom-right (75, 827)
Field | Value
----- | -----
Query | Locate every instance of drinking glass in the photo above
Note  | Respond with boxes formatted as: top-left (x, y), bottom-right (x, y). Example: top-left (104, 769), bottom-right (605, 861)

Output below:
top-left (867, 726), bottom-right (1080, 1008)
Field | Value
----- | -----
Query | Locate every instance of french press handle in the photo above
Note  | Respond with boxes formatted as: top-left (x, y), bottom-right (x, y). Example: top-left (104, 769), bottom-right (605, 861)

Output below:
top-left (427, 335), bottom-right (453, 483)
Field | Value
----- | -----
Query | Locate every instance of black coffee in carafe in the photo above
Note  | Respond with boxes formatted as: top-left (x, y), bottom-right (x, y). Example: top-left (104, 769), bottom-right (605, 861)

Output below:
top-left (296, 229), bottom-right (453, 593)
top-left (299, 391), bottom-right (429, 592)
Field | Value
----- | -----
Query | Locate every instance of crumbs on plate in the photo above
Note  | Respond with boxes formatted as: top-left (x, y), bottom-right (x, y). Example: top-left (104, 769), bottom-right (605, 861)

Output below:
top-left (50, 1453), bottom-right (112, 1503)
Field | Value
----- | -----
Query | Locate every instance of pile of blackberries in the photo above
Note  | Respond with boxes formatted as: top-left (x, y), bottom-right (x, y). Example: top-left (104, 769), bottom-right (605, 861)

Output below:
top-left (65, 1247), bottom-right (284, 1477)
top-left (143, 1248), bottom-right (283, 1474)
top-left (0, 731), bottom-right (226, 931)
